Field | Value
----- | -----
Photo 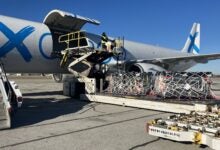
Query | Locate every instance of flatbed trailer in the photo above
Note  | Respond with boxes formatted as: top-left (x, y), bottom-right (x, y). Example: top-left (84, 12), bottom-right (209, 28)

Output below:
top-left (146, 111), bottom-right (220, 150)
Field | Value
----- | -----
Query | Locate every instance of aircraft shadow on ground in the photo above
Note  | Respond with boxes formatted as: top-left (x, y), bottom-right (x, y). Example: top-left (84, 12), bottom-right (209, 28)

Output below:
top-left (11, 91), bottom-right (90, 128)
top-left (22, 91), bottom-right (63, 96)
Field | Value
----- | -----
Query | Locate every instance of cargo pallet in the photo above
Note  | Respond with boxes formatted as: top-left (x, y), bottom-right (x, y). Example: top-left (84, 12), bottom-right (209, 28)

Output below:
top-left (62, 76), bottom-right (220, 114)
top-left (62, 71), bottom-right (220, 114)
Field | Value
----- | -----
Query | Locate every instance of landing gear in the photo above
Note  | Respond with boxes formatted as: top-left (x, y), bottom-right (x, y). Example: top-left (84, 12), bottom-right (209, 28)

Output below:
top-left (52, 73), bottom-right (63, 83)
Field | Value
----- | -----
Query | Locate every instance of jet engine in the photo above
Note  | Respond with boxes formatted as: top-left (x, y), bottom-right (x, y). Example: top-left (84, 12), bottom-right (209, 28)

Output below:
top-left (128, 63), bottom-right (166, 73)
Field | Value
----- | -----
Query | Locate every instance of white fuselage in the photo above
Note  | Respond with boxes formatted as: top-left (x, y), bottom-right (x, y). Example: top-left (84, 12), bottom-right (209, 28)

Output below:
top-left (0, 15), bottom-right (195, 74)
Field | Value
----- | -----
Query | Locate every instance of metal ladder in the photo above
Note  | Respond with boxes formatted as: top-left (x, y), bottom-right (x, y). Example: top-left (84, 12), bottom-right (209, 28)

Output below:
top-left (0, 62), bottom-right (12, 129)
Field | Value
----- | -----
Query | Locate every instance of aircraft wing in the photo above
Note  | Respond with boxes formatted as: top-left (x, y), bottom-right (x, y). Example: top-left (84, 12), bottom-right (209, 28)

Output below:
top-left (128, 53), bottom-right (220, 70)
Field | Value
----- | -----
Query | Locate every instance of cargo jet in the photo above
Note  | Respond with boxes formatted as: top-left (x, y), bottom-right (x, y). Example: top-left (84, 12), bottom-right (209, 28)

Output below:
top-left (0, 9), bottom-right (220, 82)
top-left (2, 9), bottom-right (220, 129)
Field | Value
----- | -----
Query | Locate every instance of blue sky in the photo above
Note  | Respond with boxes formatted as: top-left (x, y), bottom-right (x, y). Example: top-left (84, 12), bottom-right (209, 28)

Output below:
top-left (0, 0), bottom-right (220, 73)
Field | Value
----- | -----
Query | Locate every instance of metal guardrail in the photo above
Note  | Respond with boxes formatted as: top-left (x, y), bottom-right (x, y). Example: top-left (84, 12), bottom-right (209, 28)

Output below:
top-left (58, 30), bottom-right (89, 51)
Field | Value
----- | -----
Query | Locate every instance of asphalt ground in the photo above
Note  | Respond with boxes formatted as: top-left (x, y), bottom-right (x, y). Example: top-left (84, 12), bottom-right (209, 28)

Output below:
top-left (0, 76), bottom-right (214, 150)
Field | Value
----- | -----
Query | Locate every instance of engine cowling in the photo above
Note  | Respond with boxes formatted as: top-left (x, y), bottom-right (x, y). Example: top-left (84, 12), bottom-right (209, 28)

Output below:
top-left (128, 63), bottom-right (166, 73)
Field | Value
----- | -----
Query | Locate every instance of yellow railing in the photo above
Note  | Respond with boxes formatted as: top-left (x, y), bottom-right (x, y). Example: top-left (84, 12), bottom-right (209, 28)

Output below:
top-left (58, 31), bottom-right (88, 50)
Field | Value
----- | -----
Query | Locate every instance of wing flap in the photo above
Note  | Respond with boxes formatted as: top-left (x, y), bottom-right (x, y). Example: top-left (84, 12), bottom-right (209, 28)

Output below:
top-left (155, 53), bottom-right (220, 64)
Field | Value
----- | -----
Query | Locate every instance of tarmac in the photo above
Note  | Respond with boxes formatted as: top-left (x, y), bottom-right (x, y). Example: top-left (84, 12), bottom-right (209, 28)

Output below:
top-left (0, 76), bottom-right (215, 150)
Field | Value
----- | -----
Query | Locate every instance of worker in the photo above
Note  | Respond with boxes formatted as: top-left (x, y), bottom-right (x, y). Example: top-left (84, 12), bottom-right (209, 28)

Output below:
top-left (101, 32), bottom-right (108, 50)
top-left (111, 40), bottom-right (116, 50)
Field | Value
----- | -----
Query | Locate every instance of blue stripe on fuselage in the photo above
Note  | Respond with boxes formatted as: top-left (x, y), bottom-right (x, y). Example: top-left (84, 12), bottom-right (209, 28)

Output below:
top-left (0, 22), bottom-right (34, 62)
top-left (39, 33), bottom-right (54, 60)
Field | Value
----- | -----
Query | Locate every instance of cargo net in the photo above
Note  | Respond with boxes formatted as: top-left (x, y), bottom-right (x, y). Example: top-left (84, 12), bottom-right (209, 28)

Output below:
top-left (154, 72), bottom-right (213, 99)
top-left (103, 71), bottom-right (220, 100)
top-left (104, 72), bottom-right (153, 96)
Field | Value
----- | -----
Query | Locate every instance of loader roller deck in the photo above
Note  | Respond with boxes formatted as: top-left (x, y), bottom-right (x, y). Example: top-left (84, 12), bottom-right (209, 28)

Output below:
top-left (80, 94), bottom-right (220, 114)
top-left (97, 93), bottom-right (220, 105)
